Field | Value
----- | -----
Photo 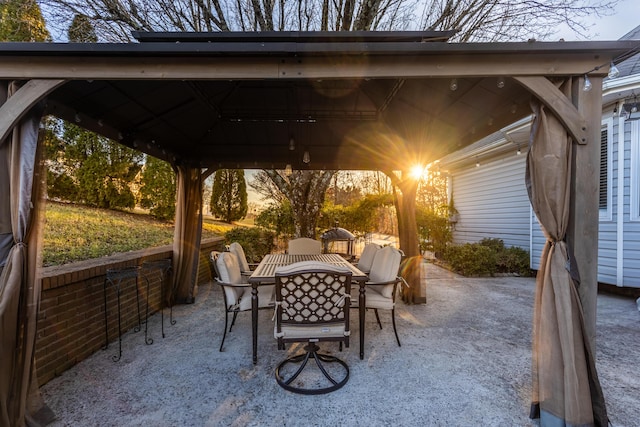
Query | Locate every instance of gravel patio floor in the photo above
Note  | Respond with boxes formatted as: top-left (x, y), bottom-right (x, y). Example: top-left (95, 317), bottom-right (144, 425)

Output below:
top-left (40, 262), bottom-right (640, 426)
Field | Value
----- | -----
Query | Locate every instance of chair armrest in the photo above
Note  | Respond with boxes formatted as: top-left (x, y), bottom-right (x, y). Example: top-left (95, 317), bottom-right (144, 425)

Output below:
top-left (365, 278), bottom-right (400, 287)
top-left (366, 277), bottom-right (405, 300)
top-left (214, 278), bottom-right (252, 288)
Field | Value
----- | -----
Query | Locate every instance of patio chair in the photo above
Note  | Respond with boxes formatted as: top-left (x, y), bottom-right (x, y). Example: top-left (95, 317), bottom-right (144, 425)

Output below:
top-left (273, 261), bottom-right (352, 394)
top-left (287, 237), bottom-right (322, 255)
top-left (355, 243), bottom-right (381, 274)
top-left (228, 241), bottom-right (256, 279)
top-left (358, 246), bottom-right (405, 346)
top-left (208, 251), bottom-right (274, 352)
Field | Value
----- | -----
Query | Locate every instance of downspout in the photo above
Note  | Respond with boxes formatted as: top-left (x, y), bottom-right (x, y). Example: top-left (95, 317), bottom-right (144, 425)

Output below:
top-left (616, 101), bottom-right (625, 286)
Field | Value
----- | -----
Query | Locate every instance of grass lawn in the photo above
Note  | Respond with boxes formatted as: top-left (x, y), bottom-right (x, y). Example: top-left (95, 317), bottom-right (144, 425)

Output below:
top-left (43, 202), bottom-right (236, 267)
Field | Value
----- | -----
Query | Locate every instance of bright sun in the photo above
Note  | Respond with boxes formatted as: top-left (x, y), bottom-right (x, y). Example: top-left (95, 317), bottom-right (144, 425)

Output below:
top-left (410, 165), bottom-right (425, 180)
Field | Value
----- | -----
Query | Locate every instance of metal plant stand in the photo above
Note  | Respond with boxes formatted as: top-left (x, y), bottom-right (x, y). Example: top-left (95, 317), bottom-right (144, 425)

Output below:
top-left (103, 266), bottom-right (143, 362)
top-left (141, 258), bottom-right (174, 338)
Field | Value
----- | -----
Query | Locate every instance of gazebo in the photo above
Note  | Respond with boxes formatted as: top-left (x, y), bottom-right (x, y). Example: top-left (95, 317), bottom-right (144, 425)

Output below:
top-left (1, 31), bottom-right (636, 426)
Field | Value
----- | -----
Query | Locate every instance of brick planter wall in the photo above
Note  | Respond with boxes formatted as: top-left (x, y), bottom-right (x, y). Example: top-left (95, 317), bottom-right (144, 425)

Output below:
top-left (35, 237), bottom-right (224, 386)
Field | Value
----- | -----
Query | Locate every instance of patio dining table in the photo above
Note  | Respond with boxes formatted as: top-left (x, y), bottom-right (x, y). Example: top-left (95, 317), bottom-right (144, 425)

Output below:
top-left (248, 253), bottom-right (368, 364)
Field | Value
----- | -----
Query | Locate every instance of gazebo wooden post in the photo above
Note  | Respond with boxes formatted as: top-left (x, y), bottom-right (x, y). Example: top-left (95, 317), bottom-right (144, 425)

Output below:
top-left (514, 75), bottom-right (602, 346)
top-left (568, 75), bottom-right (603, 350)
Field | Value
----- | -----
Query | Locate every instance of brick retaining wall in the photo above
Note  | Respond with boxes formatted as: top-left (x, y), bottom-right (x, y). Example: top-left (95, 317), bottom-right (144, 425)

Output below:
top-left (35, 237), bottom-right (224, 386)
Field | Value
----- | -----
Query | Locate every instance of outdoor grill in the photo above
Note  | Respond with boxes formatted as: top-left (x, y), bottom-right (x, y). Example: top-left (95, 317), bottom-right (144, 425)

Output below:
top-left (321, 223), bottom-right (355, 260)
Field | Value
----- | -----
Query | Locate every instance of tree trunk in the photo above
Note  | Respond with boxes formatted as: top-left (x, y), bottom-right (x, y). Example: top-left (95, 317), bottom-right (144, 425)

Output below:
top-left (264, 169), bottom-right (335, 238)
top-left (387, 170), bottom-right (423, 304)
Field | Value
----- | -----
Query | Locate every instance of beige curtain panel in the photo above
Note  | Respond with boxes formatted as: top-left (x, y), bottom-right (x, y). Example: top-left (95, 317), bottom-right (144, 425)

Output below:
top-left (0, 81), bottom-right (51, 426)
top-left (526, 79), bottom-right (607, 426)
top-left (172, 165), bottom-right (204, 304)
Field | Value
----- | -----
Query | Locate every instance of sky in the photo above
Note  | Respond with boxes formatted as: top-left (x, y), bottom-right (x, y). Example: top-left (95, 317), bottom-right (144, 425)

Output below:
top-left (554, 0), bottom-right (639, 41)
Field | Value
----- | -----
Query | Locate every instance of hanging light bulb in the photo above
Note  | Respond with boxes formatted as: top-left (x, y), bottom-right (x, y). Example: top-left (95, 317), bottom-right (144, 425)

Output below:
top-left (497, 77), bottom-right (505, 89)
top-left (302, 150), bottom-right (310, 164)
top-left (608, 62), bottom-right (620, 79)
top-left (475, 157), bottom-right (480, 167)
top-left (516, 145), bottom-right (522, 155)
top-left (289, 137), bottom-right (295, 151)
top-left (583, 74), bottom-right (592, 92)
top-left (450, 78), bottom-right (458, 91)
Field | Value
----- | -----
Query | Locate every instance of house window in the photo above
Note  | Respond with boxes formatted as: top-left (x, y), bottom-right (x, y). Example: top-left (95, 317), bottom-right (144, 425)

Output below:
top-left (599, 119), bottom-right (613, 221)
top-left (631, 121), bottom-right (640, 221)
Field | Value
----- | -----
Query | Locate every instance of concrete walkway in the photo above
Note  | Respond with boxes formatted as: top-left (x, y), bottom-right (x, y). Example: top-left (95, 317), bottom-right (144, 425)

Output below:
top-left (40, 262), bottom-right (640, 426)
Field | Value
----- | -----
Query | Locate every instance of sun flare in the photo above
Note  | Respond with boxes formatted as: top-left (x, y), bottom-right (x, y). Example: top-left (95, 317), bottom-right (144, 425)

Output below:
top-left (409, 165), bottom-right (425, 180)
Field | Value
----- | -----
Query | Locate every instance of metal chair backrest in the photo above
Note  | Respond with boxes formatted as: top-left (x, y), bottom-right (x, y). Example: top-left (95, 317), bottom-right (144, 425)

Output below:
top-left (274, 261), bottom-right (352, 328)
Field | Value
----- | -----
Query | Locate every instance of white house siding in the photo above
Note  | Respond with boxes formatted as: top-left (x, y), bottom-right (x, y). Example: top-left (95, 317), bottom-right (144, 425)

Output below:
top-left (624, 119), bottom-right (640, 287)
top-left (450, 153), bottom-right (530, 249)
top-left (445, 101), bottom-right (640, 289)
top-left (530, 214), bottom-right (543, 270)
top-left (597, 116), bottom-right (618, 285)
top-left (530, 114), bottom-right (640, 288)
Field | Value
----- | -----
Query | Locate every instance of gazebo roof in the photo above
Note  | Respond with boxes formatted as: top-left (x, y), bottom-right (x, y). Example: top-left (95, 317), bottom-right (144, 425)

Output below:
top-left (0, 32), bottom-right (636, 170)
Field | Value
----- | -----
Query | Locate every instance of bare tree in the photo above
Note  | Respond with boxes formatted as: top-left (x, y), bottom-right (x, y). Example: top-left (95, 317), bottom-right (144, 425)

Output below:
top-left (251, 169), bottom-right (335, 237)
top-left (40, 0), bottom-right (618, 42)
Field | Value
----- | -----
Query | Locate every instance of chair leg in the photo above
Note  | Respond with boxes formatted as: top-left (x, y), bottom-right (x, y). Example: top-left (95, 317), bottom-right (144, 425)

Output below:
top-left (374, 309), bottom-right (383, 329)
top-left (229, 311), bottom-right (239, 332)
top-left (275, 343), bottom-right (349, 395)
top-left (391, 308), bottom-right (401, 347)
top-left (219, 310), bottom-right (230, 352)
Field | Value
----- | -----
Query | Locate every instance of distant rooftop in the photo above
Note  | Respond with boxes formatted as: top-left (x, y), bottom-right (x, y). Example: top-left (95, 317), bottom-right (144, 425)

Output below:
top-left (615, 25), bottom-right (640, 78)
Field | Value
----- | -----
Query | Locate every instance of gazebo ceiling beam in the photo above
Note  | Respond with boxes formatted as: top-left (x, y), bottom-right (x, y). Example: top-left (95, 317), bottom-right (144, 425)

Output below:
top-left (0, 54), bottom-right (613, 81)
top-left (0, 79), bottom-right (66, 147)
top-left (514, 76), bottom-right (587, 144)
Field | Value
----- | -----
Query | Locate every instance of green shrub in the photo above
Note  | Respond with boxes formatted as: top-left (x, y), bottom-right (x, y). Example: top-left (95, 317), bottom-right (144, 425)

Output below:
top-left (496, 246), bottom-right (531, 276)
top-left (415, 207), bottom-right (452, 256)
top-left (255, 202), bottom-right (295, 239)
top-left (224, 227), bottom-right (276, 263)
top-left (444, 243), bottom-right (497, 276)
top-left (442, 239), bottom-right (531, 277)
top-left (478, 238), bottom-right (505, 251)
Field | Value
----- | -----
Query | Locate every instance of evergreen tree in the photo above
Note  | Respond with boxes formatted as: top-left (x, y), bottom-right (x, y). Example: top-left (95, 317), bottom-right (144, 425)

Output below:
top-left (139, 157), bottom-right (176, 220)
top-left (210, 169), bottom-right (248, 223)
top-left (0, 0), bottom-right (50, 42)
top-left (45, 14), bottom-right (142, 209)
top-left (62, 124), bottom-right (142, 209)
top-left (67, 14), bottom-right (97, 42)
